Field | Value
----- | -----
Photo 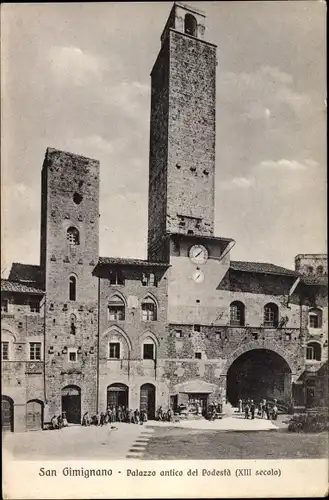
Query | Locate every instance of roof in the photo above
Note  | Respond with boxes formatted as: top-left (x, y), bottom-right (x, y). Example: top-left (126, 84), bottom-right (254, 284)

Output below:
top-left (8, 263), bottom-right (42, 283)
top-left (98, 257), bottom-right (170, 268)
top-left (1, 279), bottom-right (45, 295)
top-left (169, 233), bottom-right (234, 243)
top-left (230, 261), bottom-right (299, 277)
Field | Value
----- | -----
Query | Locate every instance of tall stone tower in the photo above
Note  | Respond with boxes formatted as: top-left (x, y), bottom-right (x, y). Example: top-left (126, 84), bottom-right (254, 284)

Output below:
top-left (148, 2), bottom-right (217, 261)
top-left (40, 148), bottom-right (99, 422)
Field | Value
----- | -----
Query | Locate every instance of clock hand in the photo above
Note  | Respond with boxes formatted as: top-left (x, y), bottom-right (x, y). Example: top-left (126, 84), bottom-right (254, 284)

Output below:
top-left (195, 251), bottom-right (202, 258)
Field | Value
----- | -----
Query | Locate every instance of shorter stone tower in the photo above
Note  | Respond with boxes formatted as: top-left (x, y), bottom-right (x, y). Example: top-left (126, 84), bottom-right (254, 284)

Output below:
top-left (40, 148), bottom-right (100, 422)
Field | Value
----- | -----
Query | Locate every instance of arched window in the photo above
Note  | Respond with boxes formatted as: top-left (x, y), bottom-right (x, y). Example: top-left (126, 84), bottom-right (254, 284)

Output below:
top-left (308, 308), bottom-right (322, 329)
top-left (230, 301), bottom-right (245, 326)
top-left (142, 337), bottom-right (156, 360)
top-left (67, 227), bottom-right (80, 246)
top-left (307, 266), bottom-right (314, 275)
top-left (306, 342), bottom-right (321, 361)
top-left (108, 295), bottom-right (125, 321)
top-left (264, 303), bottom-right (279, 328)
top-left (141, 296), bottom-right (157, 321)
top-left (70, 314), bottom-right (77, 335)
top-left (69, 276), bottom-right (77, 301)
top-left (316, 265), bottom-right (324, 275)
top-left (184, 13), bottom-right (197, 37)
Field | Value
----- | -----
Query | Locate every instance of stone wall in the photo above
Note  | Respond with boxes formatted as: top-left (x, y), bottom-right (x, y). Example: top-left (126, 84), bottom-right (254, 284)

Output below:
top-left (1, 305), bottom-right (44, 431)
top-left (97, 264), bottom-right (168, 411)
top-left (40, 148), bottom-right (100, 419)
top-left (166, 30), bottom-right (216, 236)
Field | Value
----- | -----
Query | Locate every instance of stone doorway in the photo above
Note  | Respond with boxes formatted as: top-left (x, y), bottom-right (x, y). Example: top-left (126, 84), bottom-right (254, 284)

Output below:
top-left (140, 383), bottom-right (156, 419)
top-left (226, 348), bottom-right (292, 406)
top-left (26, 400), bottom-right (43, 431)
top-left (2, 396), bottom-right (14, 432)
top-left (61, 385), bottom-right (81, 424)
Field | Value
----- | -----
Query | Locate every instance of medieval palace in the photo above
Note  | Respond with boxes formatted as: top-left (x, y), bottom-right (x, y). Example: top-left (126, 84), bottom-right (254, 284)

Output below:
top-left (2, 3), bottom-right (328, 431)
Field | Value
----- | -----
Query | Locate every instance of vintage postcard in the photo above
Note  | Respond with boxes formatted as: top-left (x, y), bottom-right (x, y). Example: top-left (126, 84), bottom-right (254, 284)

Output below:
top-left (1, 1), bottom-right (327, 498)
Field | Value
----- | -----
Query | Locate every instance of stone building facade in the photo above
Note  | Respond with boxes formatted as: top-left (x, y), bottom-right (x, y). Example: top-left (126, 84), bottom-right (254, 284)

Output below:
top-left (1, 2), bottom-right (328, 431)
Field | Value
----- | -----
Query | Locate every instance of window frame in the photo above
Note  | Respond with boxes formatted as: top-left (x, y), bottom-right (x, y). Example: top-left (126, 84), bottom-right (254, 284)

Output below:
top-left (230, 301), bottom-right (245, 326)
top-left (141, 298), bottom-right (157, 321)
top-left (109, 270), bottom-right (125, 286)
top-left (68, 348), bottom-right (78, 363)
top-left (143, 343), bottom-right (155, 360)
top-left (69, 275), bottom-right (77, 301)
top-left (306, 342), bottom-right (321, 361)
top-left (195, 352), bottom-right (202, 360)
top-left (109, 342), bottom-right (121, 360)
top-left (263, 303), bottom-right (279, 328)
top-left (66, 226), bottom-right (80, 246)
top-left (308, 308), bottom-right (322, 329)
top-left (29, 342), bottom-right (42, 361)
top-left (29, 299), bottom-right (40, 313)
top-left (141, 272), bottom-right (157, 287)
top-left (108, 296), bottom-right (125, 321)
top-left (1, 341), bottom-right (9, 360)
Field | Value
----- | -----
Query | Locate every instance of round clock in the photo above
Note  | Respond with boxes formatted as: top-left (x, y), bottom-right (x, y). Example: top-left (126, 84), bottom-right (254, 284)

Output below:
top-left (192, 269), bottom-right (204, 283)
top-left (189, 244), bottom-right (208, 265)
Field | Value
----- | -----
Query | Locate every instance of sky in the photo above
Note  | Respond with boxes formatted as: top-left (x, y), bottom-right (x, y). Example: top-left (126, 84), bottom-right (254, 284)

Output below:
top-left (1, 1), bottom-right (327, 276)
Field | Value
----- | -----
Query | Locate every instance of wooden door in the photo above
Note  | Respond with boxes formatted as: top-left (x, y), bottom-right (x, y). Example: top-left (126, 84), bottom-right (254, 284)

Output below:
top-left (26, 401), bottom-right (43, 431)
top-left (2, 397), bottom-right (13, 432)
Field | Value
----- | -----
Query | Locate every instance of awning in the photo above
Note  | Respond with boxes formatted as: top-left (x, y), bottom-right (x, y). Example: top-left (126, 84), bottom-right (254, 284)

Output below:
top-left (174, 379), bottom-right (218, 394)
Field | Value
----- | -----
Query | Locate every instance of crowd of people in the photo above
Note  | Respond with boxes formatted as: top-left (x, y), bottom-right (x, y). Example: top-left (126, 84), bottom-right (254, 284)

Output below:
top-left (51, 412), bottom-right (69, 429)
top-left (81, 406), bottom-right (148, 426)
top-left (238, 398), bottom-right (278, 420)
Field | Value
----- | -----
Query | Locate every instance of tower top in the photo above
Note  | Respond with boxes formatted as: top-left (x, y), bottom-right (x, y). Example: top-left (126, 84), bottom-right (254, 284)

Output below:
top-left (160, 2), bottom-right (206, 45)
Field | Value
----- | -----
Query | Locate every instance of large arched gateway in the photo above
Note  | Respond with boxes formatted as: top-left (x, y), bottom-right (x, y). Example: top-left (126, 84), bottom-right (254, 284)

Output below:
top-left (226, 349), bottom-right (292, 406)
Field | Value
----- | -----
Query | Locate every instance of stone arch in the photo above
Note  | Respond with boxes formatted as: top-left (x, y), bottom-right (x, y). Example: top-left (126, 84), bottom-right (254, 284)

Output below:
top-left (223, 340), bottom-right (296, 376)
top-left (102, 325), bottom-right (132, 352)
top-left (138, 330), bottom-right (160, 348)
top-left (1, 323), bottom-right (18, 342)
top-left (141, 292), bottom-right (159, 309)
top-left (108, 290), bottom-right (127, 307)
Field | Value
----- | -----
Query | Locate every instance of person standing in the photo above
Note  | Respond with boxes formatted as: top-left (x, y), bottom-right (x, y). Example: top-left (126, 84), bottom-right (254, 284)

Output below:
top-left (250, 400), bottom-right (255, 420)
top-left (238, 398), bottom-right (243, 414)
top-left (244, 401), bottom-right (250, 419)
top-left (265, 401), bottom-right (271, 420)
top-left (272, 400), bottom-right (278, 421)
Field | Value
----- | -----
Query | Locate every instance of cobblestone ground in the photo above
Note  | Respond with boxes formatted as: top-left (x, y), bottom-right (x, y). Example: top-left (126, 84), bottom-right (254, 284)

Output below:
top-left (2, 423), bottom-right (154, 460)
top-left (141, 428), bottom-right (329, 460)
top-left (3, 417), bottom-right (328, 461)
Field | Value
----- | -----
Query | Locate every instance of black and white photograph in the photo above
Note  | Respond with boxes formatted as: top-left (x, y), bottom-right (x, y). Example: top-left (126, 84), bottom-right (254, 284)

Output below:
top-left (1, 1), bottom-right (327, 498)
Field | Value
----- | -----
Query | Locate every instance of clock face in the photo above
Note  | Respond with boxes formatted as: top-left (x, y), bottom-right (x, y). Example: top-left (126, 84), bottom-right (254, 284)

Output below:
top-left (189, 244), bottom-right (208, 265)
top-left (192, 269), bottom-right (204, 283)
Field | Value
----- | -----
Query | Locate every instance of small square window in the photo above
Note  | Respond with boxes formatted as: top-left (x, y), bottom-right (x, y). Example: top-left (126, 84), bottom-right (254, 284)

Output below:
top-left (215, 332), bottom-right (221, 340)
top-left (109, 271), bottom-right (125, 286)
top-left (175, 330), bottom-right (183, 338)
top-left (309, 315), bottom-right (319, 328)
top-left (193, 325), bottom-right (201, 332)
top-left (195, 352), bottom-right (202, 359)
top-left (30, 300), bottom-right (40, 313)
top-left (1, 342), bottom-right (9, 360)
top-left (68, 349), bottom-right (78, 362)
